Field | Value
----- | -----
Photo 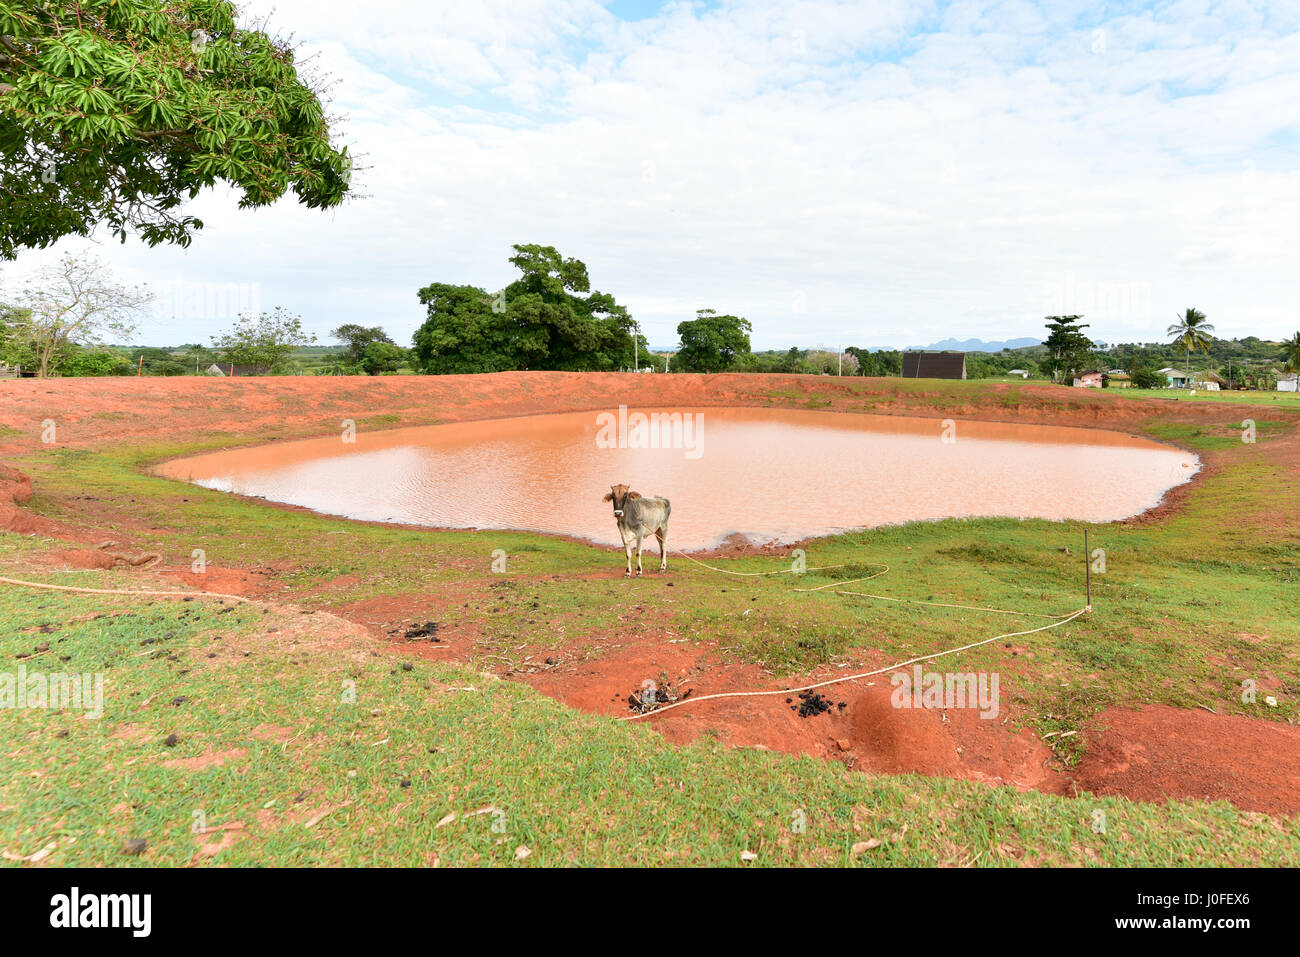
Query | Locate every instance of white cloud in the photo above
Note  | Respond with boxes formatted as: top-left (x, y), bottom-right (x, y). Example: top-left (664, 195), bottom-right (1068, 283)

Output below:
top-left (6, 0), bottom-right (1299, 350)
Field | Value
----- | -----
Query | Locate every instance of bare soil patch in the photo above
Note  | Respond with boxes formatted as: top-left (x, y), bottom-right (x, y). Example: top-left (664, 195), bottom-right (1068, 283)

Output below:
top-left (1072, 705), bottom-right (1300, 817)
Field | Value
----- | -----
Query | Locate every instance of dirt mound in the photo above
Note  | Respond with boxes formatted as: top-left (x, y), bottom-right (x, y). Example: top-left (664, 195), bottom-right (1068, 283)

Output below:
top-left (163, 567), bottom-right (267, 597)
top-left (0, 464), bottom-right (41, 534)
top-left (848, 686), bottom-right (963, 776)
top-left (521, 633), bottom-right (1300, 813)
top-left (846, 684), bottom-right (1062, 790)
top-left (1071, 705), bottom-right (1300, 817)
top-left (519, 634), bottom-right (1063, 792)
top-left (47, 548), bottom-right (117, 570)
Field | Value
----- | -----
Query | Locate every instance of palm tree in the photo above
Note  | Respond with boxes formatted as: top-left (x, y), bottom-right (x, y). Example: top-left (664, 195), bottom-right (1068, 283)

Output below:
top-left (1167, 308), bottom-right (1215, 384)
top-left (1281, 331), bottom-right (1300, 373)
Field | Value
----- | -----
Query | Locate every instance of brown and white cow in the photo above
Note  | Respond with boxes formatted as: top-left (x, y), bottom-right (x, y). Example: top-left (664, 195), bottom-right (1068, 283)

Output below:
top-left (602, 483), bottom-right (671, 577)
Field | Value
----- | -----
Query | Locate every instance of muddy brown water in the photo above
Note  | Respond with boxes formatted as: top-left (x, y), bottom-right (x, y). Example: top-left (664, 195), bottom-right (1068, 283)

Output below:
top-left (156, 408), bottom-right (1199, 550)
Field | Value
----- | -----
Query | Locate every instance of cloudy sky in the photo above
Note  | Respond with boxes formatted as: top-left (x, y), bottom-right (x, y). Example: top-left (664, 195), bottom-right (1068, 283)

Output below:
top-left (7, 0), bottom-right (1300, 350)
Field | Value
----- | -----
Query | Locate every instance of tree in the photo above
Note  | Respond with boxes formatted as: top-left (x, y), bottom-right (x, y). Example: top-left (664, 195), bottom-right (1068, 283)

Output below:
top-left (502, 244), bottom-right (637, 371)
top-left (1128, 362), bottom-right (1165, 390)
top-left (0, 1), bottom-right (351, 260)
top-left (62, 347), bottom-right (130, 376)
top-left (1279, 331), bottom-right (1300, 373)
top-left (182, 342), bottom-right (213, 373)
top-left (1040, 315), bottom-right (1093, 383)
top-left (412, 283), bottom-right (523, 375)
top-left (331, 324), bottom-right (394, 367)
top-left (0, 300), bottom-right (35, 370)
top-left (211, 307), bottom-right (314, 374)
top-left (358, 340), bottom-right (405, 375)
top-left (412, 245), bottom-right (638, 374)
top-left (4, 252), bottom-right (152, 377)
top-left (1167, 307), bottom-right (1215, 382)
top-left (674, 309), bottom-right (752, 373)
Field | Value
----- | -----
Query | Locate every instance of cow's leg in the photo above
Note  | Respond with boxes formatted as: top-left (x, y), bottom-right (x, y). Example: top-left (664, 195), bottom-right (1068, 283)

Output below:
top-left (635, 532), bottom-right (645, 576)
top-left (621, 528), bottom-right (634, 577)
top-left (656, 529), bottom-right (667, 572)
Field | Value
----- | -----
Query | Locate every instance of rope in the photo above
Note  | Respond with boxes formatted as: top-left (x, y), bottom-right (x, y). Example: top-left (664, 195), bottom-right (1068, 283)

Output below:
top-left (0, 576), bottom-right (252, 604)
top-left (622, 607), bottom-right (1086, 721)
top-left (619, 545), bottom-right (1089, 721)
top-left (2, 544), bottom-right (1087, 725)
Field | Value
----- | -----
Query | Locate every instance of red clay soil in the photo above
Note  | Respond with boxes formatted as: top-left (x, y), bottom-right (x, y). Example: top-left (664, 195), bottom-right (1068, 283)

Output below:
top-left (0, 463), bottom-right (50, 536)
top-left (515, 629), bottom-right (1300, 815)
top-left (3, 372), bottom-right (1300, 816)
top-left (518, 634), bottom-right (1064, 794)
top-left (1072, 705), bottom-right (1300, 818)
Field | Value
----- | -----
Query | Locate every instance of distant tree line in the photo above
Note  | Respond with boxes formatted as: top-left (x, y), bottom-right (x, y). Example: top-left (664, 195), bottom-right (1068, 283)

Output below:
top-left (8, 250), bottom-right (1300, 382)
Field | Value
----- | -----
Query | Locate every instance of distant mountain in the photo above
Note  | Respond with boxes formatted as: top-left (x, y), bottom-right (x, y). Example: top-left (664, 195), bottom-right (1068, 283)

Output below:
top-left (909, 337), bottom-right (1041, 352)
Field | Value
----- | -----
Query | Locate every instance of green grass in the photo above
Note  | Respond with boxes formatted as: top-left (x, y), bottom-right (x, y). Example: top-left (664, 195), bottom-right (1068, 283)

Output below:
top-left (11, 420), bottom-right (1300, 758)
top-left (3, 564), bottom-right (1298, 866)
top-left (3, 390), bottom-right (1299, 865)
top-left (1116, 387), bottom-right (1300, 408)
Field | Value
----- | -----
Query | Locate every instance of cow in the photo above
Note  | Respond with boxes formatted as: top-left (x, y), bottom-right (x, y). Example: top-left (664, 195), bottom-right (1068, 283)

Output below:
top-left (602, 483), bottom-right (671, 577)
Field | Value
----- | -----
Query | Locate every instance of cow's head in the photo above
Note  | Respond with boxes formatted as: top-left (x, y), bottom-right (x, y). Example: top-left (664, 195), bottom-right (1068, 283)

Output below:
top-left (602, 483), bottom-right (641, 518)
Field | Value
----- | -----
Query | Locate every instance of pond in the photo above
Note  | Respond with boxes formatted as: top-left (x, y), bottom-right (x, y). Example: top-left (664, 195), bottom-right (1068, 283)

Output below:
top-left (155, 407), bottom-right (1199, 550)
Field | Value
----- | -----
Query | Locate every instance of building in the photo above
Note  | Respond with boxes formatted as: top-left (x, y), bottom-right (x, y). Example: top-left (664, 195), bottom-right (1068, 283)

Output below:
top-left (1072, 370), bottom-right (1104, 388)
top-left (901, 351), bottom-right (966, 380)
top-left (1106, 371), bottom-right (1132, 388)
top-left (1280, 374), bottom-right (1300, 393)
top-left (1158, 367), bottom-right (1191, 388)
top-left (1007, 369), bottom-right (1030, 379)
top-left (1194, 371), bottom-right (1228, 392)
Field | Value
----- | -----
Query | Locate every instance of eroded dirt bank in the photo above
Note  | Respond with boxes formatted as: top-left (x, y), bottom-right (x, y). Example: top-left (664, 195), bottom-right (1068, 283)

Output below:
top-left (0, 370), bottom-right (1257, 453)
top-left (2, 372), bottom-right (1299, 816)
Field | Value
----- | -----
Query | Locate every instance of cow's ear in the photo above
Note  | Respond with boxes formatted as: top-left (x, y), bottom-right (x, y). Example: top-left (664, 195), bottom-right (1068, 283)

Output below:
top-left (602, 492), bottom-right (614, 502)
top-left (627, 491), bottom-right (642, 500)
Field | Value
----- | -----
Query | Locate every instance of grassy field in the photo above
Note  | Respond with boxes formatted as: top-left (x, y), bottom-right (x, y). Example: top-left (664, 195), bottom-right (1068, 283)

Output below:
top-left (2, 374), bottom-right (1299, 865)
top-left (1103, 386), bottom-right (1300, 407)
top-left (4, 534), bottom-right (1298, 866)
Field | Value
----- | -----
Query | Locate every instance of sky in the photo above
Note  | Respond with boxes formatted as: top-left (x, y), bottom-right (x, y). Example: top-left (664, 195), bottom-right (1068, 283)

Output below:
top-left (5, 0), bottom-right (1300, 351)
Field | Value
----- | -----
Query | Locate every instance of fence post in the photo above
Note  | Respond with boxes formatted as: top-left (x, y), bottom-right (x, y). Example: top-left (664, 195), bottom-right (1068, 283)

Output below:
top-left (1084, 527), bottom-right (1092, 611)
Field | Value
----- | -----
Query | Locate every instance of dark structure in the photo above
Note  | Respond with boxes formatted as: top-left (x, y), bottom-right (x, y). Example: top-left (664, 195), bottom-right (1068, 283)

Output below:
top-left (901, 351), bottom-right (966, 380)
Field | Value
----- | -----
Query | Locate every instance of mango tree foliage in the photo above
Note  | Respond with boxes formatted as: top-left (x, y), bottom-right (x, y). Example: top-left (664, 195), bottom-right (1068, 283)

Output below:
top-left (0, 0), bottom-right (351, 259)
